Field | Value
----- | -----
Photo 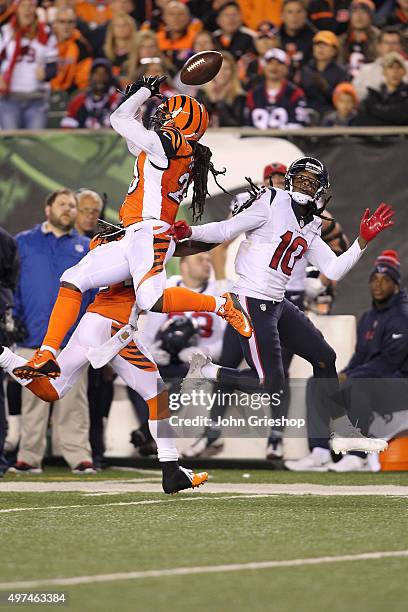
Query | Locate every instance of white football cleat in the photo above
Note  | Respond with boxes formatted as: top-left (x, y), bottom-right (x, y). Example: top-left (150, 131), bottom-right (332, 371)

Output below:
top-left (182, 435), bottom-right (224, 458)
top-left (180, 352), bottom-right (212, 395)
top-left (330, 416), bottom-right (387, 454)
top-left (284, 447), bottom-right (331, 472)
top-left (328, 455), bottom-right (370, 472)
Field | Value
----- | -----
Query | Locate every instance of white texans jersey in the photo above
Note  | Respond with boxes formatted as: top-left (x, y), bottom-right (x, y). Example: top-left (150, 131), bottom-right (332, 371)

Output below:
top-left (191, 187), bottom-right (364, 302)
top-left (142, 276), bottom-right (227, 360)
top-left (285, 257), bottom-right (308, 292)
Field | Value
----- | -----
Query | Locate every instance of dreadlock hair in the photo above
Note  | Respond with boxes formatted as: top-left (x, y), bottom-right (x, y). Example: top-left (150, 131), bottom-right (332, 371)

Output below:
top-left (188, 142), bottom-right (231, 222)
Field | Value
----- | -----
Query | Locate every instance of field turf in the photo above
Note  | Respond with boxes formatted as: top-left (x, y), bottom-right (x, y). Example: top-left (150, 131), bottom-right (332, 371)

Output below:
top-left (1, 468), bottom-right (408, 611)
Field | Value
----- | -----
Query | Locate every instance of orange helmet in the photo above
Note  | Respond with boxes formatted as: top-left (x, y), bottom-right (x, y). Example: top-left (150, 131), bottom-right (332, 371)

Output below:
top-left (154, 95), bottom-right (209, 142)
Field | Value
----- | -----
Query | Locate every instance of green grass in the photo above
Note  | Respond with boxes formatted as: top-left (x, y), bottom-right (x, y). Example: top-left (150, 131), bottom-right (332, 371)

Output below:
top-left (3, 466), bottom-right (408, 486)
top-left (1, 470), bottom-right (408, 611)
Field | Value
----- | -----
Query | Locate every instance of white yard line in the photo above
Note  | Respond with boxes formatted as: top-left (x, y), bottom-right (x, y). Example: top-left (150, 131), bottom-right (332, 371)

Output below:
top-left (1, 481), bottom-right (408, 496)
top-left (0, 494), bottom-right (273, 514)
top-left (1, 550), bottom-right (408, 589)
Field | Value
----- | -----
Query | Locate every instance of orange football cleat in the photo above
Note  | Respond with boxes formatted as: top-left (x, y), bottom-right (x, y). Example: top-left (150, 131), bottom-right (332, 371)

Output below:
top-left (217, 292), bottom-right (252, 338)
top-left (162, 466), bottom-right (208, 494)
top-left (12, 349), bottom-right (61, 380)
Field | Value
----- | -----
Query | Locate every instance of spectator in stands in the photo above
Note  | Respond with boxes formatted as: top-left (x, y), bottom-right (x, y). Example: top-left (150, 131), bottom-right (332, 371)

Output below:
top-left (279, 0), bottom-right (316, 68)
top-left (384, 0), bottom-right (408, 29)
top-left (133, 30), bottom-right (176, 77)
top-left (192, 29), bottom-right (216, 52)
top-left (0, 227), bottom-right (19, 477)
top-left (0, 0), bottom-right (57, 129)
top-left (213, 2), bottom-right (257, 60)
top-left (339, 0), bottom-right (380, 77)
top-left (61, 57), bottom-right (120, 128)
top-left (236, 0), bottom-right (284, 30)
top-left (103, 11), bottom-right (138, 87)
top-left (245, 21), bottom-right (281, 89)
top-left (10, 188), bottom-right (95, 474)
top-left (245, 48), bottom-right (310, 128)
top-left (75, 0), bottom-right (112, 30)
top-left (298, 30), bottom-right (349, 118)
top-left (322, 81), bottom-right (359, 125)
top-left (308, 0), bottom-right (351, 35)
top-left (154, 0), bottom-right (202, 70)
top-left (140, 0), bottom-right (171, 32)
top-left (285, 250), bottom-right (408, 473)
top-left (75, 188), bottom-right (103, 237)
top-left (352, 26), bottom-right (408, 100)
top-left (51, 6), bottom-right (92, 92)
top-left (355, 51), bottom-right (408, 124)
top-left (86, 0), bottom-right (137, 56)
top-left (197, 50), bottom-right (246, 126)
top-left (198, 0), bottom-right (232, 33)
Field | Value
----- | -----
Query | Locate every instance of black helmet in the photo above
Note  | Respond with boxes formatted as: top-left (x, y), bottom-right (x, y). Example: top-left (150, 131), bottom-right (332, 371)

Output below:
top-left (285, 157), bottom-right (330, 205)
top-left (157, 316), bottom-right (198, 357)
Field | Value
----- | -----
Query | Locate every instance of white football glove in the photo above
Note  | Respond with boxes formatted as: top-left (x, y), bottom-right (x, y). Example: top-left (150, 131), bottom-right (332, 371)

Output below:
top-left (304, 277), bottom-right (327, 300)
top-left (150, 341), bottom-right (171, 366)
top-left (178, 346), bottom-right (206, 364)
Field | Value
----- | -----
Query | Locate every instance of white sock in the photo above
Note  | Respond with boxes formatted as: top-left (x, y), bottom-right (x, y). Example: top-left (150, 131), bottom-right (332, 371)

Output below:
top-left (202, 362), bottom-right (220, 379)
top-left (214, 296), bottom-right (226, 312)
top-left (148, 418), bottom-right (178, 462)
top-left (0, 348), bottom-right (30, 386)
top-left (40, 345), bottom-right (57, 357)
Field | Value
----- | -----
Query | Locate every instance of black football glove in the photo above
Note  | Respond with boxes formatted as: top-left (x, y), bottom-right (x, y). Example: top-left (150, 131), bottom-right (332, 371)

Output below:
top-left (119, 75), bottom-right (167, 101)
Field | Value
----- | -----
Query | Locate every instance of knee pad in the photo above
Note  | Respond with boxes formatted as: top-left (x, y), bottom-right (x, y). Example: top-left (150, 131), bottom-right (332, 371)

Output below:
top-left (135, 285), bottom-right (162, 312)
top-left (60, 267), bottom-right (85, 292)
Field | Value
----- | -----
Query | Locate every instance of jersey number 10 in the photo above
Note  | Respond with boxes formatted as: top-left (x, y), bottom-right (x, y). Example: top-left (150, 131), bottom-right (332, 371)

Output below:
top-left (270, 231), bottom-right (308, 276)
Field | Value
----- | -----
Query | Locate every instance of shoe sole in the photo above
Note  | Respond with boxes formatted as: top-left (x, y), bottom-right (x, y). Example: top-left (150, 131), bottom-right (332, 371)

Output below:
top-left (331, 439), bottom-right (388, 455)
top-left (13, 366), bottom-right (60, 380)
top-left (8, 468), bottom-right (43, 474)
top-left (284, 463), bottom-right (329, 472)
top-left (223, 293), bottom-right (253, 338)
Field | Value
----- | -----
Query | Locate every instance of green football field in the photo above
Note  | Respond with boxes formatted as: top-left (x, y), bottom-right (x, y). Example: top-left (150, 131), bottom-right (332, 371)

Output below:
top-left (1, 468), bottom-right (408, 612)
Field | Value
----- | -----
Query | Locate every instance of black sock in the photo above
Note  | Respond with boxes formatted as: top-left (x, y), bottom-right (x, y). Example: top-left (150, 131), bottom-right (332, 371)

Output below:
top-left (161, 461), bottom-right (179, 476)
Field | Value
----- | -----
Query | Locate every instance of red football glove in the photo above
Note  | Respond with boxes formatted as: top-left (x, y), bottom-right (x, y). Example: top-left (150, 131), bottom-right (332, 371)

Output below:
top-left (359, 203), bottom-right (394, 243)
top-left (169, 220), bottom-right (192, 242)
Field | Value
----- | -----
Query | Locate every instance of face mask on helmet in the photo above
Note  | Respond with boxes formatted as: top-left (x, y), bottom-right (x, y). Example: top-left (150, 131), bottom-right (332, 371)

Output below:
top-left (151, 95), bottom-right (209, 142)
top-left (285, 157), bottom-right (330, 209)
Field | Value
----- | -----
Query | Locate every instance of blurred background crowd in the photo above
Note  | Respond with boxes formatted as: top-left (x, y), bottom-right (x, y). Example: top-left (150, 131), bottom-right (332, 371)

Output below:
top-left (0, 0), bottom-right (407, 130)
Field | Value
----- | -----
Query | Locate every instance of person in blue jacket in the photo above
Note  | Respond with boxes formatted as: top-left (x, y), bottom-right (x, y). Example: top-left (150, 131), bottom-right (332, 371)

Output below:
top-left (9, 189), bottom-right (96, 474)
top-left (286, 249), bottom-right (408, 472)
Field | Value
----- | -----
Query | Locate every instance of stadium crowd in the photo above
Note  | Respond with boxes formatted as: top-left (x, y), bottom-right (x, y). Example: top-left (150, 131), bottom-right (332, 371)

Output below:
top-left (0, 0), bottom-right (407, 129)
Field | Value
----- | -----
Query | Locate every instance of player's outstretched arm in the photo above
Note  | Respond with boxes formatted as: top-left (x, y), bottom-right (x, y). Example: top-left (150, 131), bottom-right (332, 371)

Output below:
top-left (307, 203), bottom-right (394, 281)
top-left (171, 191), bottom-right (270, 244)
top-left (110, 78), bottom-right (166, 158)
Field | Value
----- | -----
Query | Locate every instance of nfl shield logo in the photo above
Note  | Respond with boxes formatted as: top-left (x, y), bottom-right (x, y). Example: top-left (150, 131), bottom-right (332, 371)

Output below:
top-left (260, 303), bottom-right (267, 311)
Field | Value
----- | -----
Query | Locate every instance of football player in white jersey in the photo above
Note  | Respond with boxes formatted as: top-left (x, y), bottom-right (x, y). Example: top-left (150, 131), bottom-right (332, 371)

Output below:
top-left (171, 156), bottom-right (395, 454)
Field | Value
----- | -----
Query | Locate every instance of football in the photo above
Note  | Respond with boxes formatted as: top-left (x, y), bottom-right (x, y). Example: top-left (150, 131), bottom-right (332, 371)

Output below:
top-left (180, 51), bottom-right (223, 86)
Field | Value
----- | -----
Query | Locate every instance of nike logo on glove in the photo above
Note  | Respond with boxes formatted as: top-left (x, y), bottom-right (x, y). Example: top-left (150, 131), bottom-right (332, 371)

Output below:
top-left (392, 333), bottom-right (403, 339)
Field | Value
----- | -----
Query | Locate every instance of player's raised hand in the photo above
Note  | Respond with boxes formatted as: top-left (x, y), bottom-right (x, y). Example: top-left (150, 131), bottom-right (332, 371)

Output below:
top-left (358, 203), bottom-right (394, 247)
top-left (169, 220), bottom-right (192, 242)
top-left (140, 75), bottom-right (167, 98)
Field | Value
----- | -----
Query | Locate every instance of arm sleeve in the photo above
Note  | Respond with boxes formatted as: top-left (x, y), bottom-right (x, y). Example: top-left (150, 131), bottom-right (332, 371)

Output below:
top-left (109, 87), bottom-right (166, 159)
top-left (306, 237), bottom-right (365, 281)
top-left (190, 193), bottom-right (270, 243)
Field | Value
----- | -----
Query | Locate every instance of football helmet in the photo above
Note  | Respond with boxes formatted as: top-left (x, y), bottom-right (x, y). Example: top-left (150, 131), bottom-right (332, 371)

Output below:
top-left (152, 95), bottom-right (209, 142)
top-left (285, 157), bottom-right (330, 208)
top-left (157, 316), bottom-right (198, 358)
